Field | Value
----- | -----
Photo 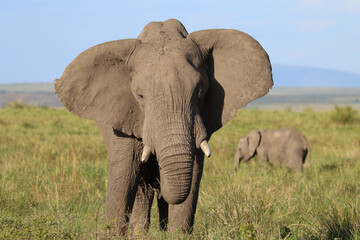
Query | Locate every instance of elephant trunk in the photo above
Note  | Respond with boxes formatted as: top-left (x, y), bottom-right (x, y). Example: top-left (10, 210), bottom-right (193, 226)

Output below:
top-left (159, 146), bottom-right (194, 204)
top-left (156, 114), bottom-right (195, 205)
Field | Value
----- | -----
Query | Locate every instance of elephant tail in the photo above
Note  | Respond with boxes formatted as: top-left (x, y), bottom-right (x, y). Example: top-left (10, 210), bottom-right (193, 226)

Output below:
top-left (302, 135), bottom-right (311, 168)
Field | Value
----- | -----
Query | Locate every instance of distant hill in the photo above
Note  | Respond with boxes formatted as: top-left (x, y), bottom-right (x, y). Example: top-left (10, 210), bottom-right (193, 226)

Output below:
top-left (0, 83), bottom-right (61, 108)
top-left (273, 65), bottom-right (360, 87)
top-left (246, 87), bottom-right (360, 111)
top-left (0, 83), bottom-right (54, 93)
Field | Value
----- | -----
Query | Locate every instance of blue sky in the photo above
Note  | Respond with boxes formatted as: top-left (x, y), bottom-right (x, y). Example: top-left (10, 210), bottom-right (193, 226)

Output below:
top-left (0, 0), bottom-right (359, 84)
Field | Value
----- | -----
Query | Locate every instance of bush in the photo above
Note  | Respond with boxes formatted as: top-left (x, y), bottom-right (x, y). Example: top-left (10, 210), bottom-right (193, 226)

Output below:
top-left (5, 99), bottom-right (26, 109)
top-left (330, 105), bottom-right (358, 124)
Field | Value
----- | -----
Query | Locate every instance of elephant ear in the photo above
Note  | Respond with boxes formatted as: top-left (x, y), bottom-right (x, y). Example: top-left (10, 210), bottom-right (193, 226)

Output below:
top-left (247, 130), bottom-right (261, 157)
top-left (55, 39), bottom-right (143, 137)
top-left (188, 29), bottom-right (273, 135)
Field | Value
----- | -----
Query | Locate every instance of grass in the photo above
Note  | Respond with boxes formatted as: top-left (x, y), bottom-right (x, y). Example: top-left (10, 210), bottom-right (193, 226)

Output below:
top-left (0, 105), bottom-right (359, 239)
top-left (331, 105), bottom-right (359, 124)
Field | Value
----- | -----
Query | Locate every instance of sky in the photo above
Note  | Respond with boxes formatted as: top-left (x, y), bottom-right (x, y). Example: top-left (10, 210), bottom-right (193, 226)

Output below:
top-left (0, 0), bottom-right (359, 84)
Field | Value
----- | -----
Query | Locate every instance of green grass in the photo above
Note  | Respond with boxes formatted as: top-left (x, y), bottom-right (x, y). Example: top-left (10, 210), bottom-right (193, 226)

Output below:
top-left (0, 106), bottom-right (359, 239)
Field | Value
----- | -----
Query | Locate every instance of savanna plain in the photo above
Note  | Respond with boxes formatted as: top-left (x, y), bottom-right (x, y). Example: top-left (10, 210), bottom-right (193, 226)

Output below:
top-left (0, 104), bottom-right (359, 239)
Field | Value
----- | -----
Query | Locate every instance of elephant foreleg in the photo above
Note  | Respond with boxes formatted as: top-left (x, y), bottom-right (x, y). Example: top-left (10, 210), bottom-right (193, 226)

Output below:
top-left (257, 149), bottom-right (268, 164)
top-left (168, 150), bottom-right (204, 233)
top-left (100, 126), bottom-right (143, 236)
top-left (129, 178), bottom-right (155, 236)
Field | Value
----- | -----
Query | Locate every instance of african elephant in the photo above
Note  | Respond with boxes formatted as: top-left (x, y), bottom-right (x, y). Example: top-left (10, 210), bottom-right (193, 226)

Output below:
top-left (234, 127), bottom-right (311, 172)
top-left (55, 19), bottom-right (273, 235)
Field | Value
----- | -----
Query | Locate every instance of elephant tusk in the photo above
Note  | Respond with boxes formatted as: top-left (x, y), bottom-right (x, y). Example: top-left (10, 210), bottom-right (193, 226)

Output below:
top-left (200, 140), bottom-right (211, 157)
top-left (141, 146), bottom-right (151, 163)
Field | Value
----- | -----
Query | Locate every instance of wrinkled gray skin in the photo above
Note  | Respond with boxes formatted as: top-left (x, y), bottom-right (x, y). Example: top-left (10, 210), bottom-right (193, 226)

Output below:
top-left (234, 127), bottom-right (311, 172)
top-left (55, 19), bottom-right (273, 236)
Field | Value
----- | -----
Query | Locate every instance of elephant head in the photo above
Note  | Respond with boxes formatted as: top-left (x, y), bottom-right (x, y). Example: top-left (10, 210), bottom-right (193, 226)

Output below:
top-left (234, 130), bottom-right (261, 171)
top-left (55, 19), bottom-right (272, 204)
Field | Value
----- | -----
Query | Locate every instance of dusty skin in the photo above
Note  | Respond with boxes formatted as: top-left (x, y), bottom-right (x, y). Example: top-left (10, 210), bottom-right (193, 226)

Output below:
top-left (55, 19), bottom-right (273, 236)
top-left (234, 127), bottom-right (311, 172)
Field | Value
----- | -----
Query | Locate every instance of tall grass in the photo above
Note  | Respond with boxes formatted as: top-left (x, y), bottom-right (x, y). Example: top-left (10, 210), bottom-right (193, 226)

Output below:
top-left (330, 105), bottom-right (359, 124)
top-left (0, 107), bottom-right (359, 239)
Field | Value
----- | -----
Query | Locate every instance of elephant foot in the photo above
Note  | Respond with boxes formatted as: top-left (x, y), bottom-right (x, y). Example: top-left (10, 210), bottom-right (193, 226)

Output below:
top-left (104, 215), bottom-right (131, 238)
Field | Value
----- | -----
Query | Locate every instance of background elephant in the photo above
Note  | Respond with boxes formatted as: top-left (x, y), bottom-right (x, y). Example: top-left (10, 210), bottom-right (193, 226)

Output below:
top-left (55, 19), bottom-right (273, 235)
top-left (234, 127), bottom-right (311, 172)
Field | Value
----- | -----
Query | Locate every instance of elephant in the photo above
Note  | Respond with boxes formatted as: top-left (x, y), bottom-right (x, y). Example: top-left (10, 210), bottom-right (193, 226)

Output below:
top-left (54, 19), bottom-right (273, 236)
top-left (234, 127), bottom-right (311, 172)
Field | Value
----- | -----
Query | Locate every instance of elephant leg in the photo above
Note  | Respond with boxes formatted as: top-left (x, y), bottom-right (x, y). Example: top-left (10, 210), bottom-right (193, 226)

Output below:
top-left (157, 196), bottom-right (169, 231)
top-left (285, 149), bottom-right (304, 172)
top-left (257, 148), bottom-right (268, 164)
top-left (168, 150), bottom-right (204, 233)
top-left (129, 178), bottom-right (155, 236)
top-left (97, 124), bottom-right (143, 236)
top-left (292, 156), bottom-right (304, 172)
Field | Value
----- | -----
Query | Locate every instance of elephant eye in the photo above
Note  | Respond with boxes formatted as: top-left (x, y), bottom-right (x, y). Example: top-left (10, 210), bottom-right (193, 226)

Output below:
top-left (138, 94), bottom-right (144, 99)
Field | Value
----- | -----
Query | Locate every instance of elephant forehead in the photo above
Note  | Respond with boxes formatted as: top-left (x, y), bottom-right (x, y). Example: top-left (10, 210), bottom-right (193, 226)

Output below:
top-left (239, 138), bottom-right (247, 145)
top-left (132, 55), bottom-right (201, 87)
top-left (165, 39), bottom-right (206, 64)
top-left (132, 40), bottom-right (205, 71)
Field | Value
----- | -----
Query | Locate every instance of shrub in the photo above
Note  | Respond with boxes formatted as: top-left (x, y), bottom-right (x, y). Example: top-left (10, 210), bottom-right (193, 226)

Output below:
top-left (330, 105), bottom-right (358, 124)
top-left (5, 99), bottom-right (26, 109)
